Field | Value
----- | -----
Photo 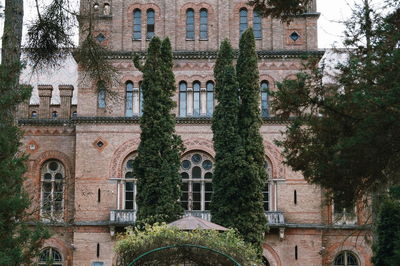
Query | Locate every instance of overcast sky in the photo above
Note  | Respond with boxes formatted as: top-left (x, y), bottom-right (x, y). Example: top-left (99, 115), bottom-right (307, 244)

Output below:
top-left (0, 0), bottom-right (390, 49)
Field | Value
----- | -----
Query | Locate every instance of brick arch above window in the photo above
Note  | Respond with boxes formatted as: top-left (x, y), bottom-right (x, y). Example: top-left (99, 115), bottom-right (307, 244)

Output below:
top-left (263, 140), bottom-right (285, 179)
top-left (259, 75), bottom-right (276, 90)
top-left (109, 139), bottom-right (141, 178)
top-left (182, 138), bottom-right (215, 158)
top-left (32, 150), bottom-right (73, 183)
top-left (127, 3), bottom-right (162, 38)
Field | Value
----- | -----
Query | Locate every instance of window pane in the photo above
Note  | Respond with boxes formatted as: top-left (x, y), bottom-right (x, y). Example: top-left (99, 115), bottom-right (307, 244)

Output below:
top-left (200, 9), bottom-right (208, 39)
top-left (133, 10), bottom-right (141, 40)
top-left (239, 9), bottom-right (248, 35)
top-left (186, 9), bottom-right (194, 39)
top-left (98, 90), bottom-right (106, 108)
top-left (193, 82), bottom-right (200, 116)
top-left (125, 201), bottom-right (134, 210)
top-left (253, 11), bottom-right (262, 39)
top-left (125, 82), bottom-right (134, 116)
top-left (192, 167), bottom-right (201, 179)
top-left (147, 10), bottom-right (155, 39)
top-left (179, 82), bottom-right (187, 117)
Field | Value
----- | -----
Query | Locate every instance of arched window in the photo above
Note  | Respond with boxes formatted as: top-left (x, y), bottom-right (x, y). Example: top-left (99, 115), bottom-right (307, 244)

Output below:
top-left (186, 9), bottom-right (195, 40)
top-left (31, 111), bottom-right (38, 118)
top-left (206, 81), bottom-right (214, 116)
top-left (253, 10), bottom-right (262, 39)
top-left (333, 251), bottom-right (359, 266)
top-left (41, 160), bottom-right (65, 220)
top-left (199, 9), bottom-right (208, 40)
top-left (133, 9), bottom-right (141, 40)
top-left (125, 81), bottom-right (134, 117)
top-left (193, 81), bottom-right (201, 117)
top-left (179, 81), bottom-right (187, 117)
top-left (139, 81), bottom-right (143, 115)
top-left (239, 8), bottom-right (248, 36)
top-left (52, 111), bottom-right (58, 118)
top-left (103, 3), bottom-right (111, 15)
top-left (38, 247), bottom-right (63, 266)
top-left (98, 89), bottom-right (106, 109)
top-left (146, 9), bottom-right (155, 39)
top-left (263, 159), bottom-right (272, 212)
top-left (123, 154), bottom-right (137, 210)
top-left (180, 152), bottom-right (214, 211)
top-left (260, 81), bottom-right (269, 117)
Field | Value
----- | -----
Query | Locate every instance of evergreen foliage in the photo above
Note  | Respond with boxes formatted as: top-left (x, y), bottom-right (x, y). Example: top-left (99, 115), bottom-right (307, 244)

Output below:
top-left (211, 40), bottom-right (245, 230)
top-left (235, 28), bottom-right (268, 248)
top-left (0, 64), bottom-right (51, 265)
top-left (248, 0), bottom-right (312, 21)
top-left (270, 0), bottom-right (400, 205)
top-left (133, 37), bottom-right (184, 224)
top-left (372, 187), bottom-right (400, 266)
top-left (115, 224), bottom-right (261, 265)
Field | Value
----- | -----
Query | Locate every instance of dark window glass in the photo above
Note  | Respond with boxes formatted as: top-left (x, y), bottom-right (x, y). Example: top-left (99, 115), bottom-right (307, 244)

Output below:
top-left (52, 111), bottom-right (58, 118)
top-left (261, 81), bottom-right (269, 117)
top-left (253, 11), bottom-right (262, 39)
top-left (193, 82), bottom-right (200, 116)
top-left (98, 89), bottom-right (106, 108)
top-left (199, 9), bottom-right (208, 40)
top-left (125, 82), bottom-right (134, 117)
top-left (191, 154), bottom-right (202, 163)
top-left (146, 9), bottom-right (155, 39)
top-left (139, 82), bottom-right (143, 116)
top-left (179, 82), bottom-right (187, 117)
top-left (206, 81), bottom-right (214, 116)
top-left (31, 111), bottom-right (38, 118)
top-left (192, 166), bottom-right (201, 179)
top-left (186, 9), bottom-right (194, 40)
top-left (133, 9), bottom-right (141, 40)
top-left (125, 182), bottom-right (135, 210)
top-left (239, 8), bottom-right (248, 36)
top-left (181, 160), bottom-right (191, 170)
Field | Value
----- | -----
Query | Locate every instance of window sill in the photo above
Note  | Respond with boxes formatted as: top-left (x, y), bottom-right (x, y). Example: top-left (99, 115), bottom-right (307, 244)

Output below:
top-left (199, 39), bottom-right (208, 41)
top-left (132, 39), bottom-right (141, 41)
top-left (186, 39), bottom-right (195, 41)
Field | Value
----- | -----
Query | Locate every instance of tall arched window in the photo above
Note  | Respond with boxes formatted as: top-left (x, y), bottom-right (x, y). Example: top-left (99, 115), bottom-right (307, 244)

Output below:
top-left (38, 247), bottom-right (63, 266)
top-left (125, 81), bottom-right (134, 117)
top-left (333, 251), bottom-right (359, 266)
top-left (260, 81), bottom-right (269, 117)
top-left (123, 154), bottom-right (137, 210)
top-left (199, 9), bottom-right (208, 40)
top-left (133, 9), bottom-right (141, 40)
top-left (139, 81), bottom-right (143, 115)
top-left (180, 152), bottom-right (214, 211)
top-left (193, 81), bottom-right (201, 116)
top-left (41, 160), bottom-right (64, 220)
top-left (253, 10), bottom-right (262, 39)
top-left (98, 87), bottom-right (106, 109)
top-left (186, 9), bottom-right (195, 40)
top-left (179, 81), bottom-right (187, 117)
top-left (239, 8), bottom-right (248, 36)
top-left (146, 9), bottom-right (155, 39)
top-left (206, 81), bottom-right (214, 116)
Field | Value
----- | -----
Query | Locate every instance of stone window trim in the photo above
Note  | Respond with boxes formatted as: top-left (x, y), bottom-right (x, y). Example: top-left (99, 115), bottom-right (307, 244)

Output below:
top-left (180, 151), bottom-right (214, 211)
top-left (232, 3), bottom-right (265, 40)
top-left (118, 153), bottom-right (137, 211)
top-left (38, 247), bottom-right (64, 266)
top-left (178, 79), bottom-right (215, 118)
top-left (333, 250), bottom-right (360, 266)
top-left (40, 160), bottom-right (65, 222)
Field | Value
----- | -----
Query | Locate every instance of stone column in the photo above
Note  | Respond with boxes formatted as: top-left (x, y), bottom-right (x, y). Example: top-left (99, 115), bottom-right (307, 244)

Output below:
top-left (38, 85), bottom-right (53, 119)
top-left (59, 85), bottom-right (74, 118)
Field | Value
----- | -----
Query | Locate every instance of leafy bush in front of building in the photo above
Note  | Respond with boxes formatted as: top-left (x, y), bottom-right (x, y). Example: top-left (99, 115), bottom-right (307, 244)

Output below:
top-left (115, 223), bottom-right (261, 265)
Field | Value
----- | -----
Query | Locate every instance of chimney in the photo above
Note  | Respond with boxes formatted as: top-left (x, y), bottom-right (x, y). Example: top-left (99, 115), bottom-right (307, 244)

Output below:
top-left (59, 85), bottom-right (74, 118)
top-left (38, 85), bottom-right (53, 119)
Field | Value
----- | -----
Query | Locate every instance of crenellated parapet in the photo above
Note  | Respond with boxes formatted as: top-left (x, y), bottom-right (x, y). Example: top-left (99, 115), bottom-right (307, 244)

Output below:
top-left (17, 85), bottom-right (77, 119)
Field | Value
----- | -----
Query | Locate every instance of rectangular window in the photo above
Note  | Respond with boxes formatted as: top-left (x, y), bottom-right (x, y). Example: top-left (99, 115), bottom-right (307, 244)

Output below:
top-left (186, 9), bottom-right (195, 40)
top-left (147, 10), bottom-right (155, 39)
top-left (193, 91), bottom-right (200, 116)
top-left (263, 183), bottom-right (269, 211)
top-left (125, 182), bottom-right (135, 210)
top-left (179, 92), bottom-right (187, 117)
top-left (133, 10), bottom-right (141, 40)
top-left (253, 11), bottom-right (262, 39)
top-left (261, 91), bottom-right (269, 117)
top-left (199, 9), bottom-right (208, 40)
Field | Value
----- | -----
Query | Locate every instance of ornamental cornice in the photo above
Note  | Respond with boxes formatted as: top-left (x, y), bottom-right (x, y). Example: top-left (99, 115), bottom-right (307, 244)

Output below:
top-left (18, 117), bottom-right (294, 126)
top-left (106, 50), bottom-right (325, 60)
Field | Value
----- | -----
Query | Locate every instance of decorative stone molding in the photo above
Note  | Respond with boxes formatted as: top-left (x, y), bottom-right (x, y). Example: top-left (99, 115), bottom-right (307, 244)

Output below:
top-left (182, 138), bottom-right (215, 157)
top-left (109, 139), bottom-right (141, 178)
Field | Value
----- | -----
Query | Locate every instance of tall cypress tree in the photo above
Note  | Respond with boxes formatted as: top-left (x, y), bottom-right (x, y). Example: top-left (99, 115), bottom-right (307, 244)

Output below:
top-left (236, 28), bottom-right (268, 247)
top-left (133, 37), bottom-right (184, 223)
top-left (211, 40), bottom-right (245, 227)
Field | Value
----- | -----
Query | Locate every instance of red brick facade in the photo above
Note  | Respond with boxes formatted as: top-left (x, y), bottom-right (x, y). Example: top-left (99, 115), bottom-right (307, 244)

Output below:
top-left (18, 0), bottom-right (372, 265)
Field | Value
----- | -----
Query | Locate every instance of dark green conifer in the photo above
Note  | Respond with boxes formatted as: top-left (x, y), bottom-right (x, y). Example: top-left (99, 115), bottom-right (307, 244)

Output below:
top-left (236, 28), bottom-right (268, 247)
top-left (211, 40), bottom-right (245, 227)
top-left (133, 37), bottom-right (184, 223)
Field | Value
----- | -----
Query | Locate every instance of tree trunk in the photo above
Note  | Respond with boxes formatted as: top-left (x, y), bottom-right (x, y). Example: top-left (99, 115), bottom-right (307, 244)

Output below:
top-left (1, 0), bottom-right (24, 76)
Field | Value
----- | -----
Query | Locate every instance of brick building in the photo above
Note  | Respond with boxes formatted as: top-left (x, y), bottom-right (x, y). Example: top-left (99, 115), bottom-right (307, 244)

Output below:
top-left (17, 0), bottom-right (372, 265)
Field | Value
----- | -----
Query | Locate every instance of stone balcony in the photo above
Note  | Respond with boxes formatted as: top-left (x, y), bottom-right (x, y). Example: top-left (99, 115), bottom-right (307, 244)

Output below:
top-left (109, 209), bottom-right (136, 225)
top-left (109, 209), bottom-right (285, 226)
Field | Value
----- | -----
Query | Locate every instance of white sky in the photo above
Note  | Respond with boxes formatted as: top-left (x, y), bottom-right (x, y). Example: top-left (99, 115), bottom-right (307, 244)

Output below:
top-left (0, 0), bottom-right (390, 49)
